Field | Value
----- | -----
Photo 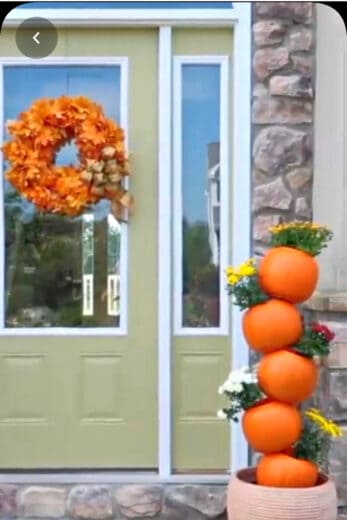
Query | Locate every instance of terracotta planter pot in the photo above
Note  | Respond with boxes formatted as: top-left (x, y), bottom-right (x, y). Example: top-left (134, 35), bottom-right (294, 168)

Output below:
top-left (227, 468), bottom-right (337, 520)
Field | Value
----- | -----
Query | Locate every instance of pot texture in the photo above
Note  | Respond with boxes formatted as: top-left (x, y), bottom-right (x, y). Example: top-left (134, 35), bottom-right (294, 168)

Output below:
top-left (227, 468), bottom-right (337, 520)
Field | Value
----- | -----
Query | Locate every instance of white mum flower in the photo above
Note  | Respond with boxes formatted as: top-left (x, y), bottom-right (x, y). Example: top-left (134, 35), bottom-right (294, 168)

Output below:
top-left (227, 370), bottom-right (244, 384)
top-left (223, 380), bottom-right (243, 393)
top-left (228, 367), bottom-right (250, 383)
top-left (242, 372), bottom-right (258, 384)
top-left (219, 366), bottom-right (257, 396)
top-left (217, 409), bottom-right (227, 420)
top-left (218, 385), bottom-right (225, 395)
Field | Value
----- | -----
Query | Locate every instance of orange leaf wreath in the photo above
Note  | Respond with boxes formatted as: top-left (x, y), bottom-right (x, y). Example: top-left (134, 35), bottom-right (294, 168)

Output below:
top-left (2, 95), bottom-right (134, 218)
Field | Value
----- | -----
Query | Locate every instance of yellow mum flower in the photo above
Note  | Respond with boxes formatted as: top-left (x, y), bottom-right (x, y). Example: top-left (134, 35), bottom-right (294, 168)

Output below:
top-left (227, 259), bottom-right (257, 280)
top-left (269, 225), bottom-right (281, 234)
top-left (305, 408), bottom-right (343, 437)
top-left (227, 274), bottom-right (241, 286)
top-left (239, 263), bottom-right (257, 277)
top-left (225, 267), bottom-right (241, 285)
top-left (270, 221), bottom-right (329, 233)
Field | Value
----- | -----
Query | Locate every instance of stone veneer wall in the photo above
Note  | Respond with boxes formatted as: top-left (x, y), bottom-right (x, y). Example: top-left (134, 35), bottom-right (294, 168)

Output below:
top-left (251, 2), bottom-right (314, 253)
top-left (0, 484), bottom-right (227, 520)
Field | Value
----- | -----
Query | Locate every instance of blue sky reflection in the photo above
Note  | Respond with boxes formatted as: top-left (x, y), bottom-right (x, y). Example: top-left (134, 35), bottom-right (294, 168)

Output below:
top-left (182, 64), bottom-right (220, 223)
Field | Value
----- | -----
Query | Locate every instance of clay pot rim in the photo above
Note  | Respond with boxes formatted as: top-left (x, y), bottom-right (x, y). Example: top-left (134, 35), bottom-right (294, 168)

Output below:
top-left (234, 467), bottom-right (332, 492)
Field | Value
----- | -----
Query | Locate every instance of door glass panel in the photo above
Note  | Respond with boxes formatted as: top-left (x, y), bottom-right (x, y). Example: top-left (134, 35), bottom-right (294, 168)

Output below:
top-left (3, 66), bottom-right (123, 328)
top-left (181, 64), bottom-right (221, 328)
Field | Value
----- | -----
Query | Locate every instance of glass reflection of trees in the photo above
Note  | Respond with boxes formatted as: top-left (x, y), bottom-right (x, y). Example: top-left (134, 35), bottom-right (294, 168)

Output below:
top-left (5, 186), bottom-right (121, 328)
top-left (182, 219), bottom-right (220, 328)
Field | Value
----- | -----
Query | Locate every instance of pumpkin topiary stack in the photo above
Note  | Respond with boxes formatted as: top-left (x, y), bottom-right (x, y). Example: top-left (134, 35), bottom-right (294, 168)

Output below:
top-left (222, 221), bottom-right (343, 489)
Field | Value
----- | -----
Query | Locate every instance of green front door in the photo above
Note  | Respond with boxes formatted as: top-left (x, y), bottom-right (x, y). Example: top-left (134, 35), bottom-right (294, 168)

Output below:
top-left (0, 23), bottom-right (235, 471)
top-left (0, 28), bottom-right (158, 468)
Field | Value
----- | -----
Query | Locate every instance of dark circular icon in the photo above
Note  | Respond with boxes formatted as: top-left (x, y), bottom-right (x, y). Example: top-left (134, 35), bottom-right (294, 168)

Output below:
top-left (16, 17), bottom-right (58, 59)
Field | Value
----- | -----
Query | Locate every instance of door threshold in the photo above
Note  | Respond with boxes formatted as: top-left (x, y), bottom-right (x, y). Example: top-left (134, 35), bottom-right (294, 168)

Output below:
top-left (0, 470), bottom-right (231, 485)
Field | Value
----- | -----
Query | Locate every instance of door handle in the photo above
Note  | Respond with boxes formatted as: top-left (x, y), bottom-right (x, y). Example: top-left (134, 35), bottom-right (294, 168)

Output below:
top-left (82, 274), bottom-right (94, 316)
top-left (107, 274), bottom-right (120, 316)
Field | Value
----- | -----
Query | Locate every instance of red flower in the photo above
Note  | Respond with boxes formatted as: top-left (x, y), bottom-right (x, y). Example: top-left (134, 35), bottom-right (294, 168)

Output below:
top-left (311, 322), bottom-right (335, 342)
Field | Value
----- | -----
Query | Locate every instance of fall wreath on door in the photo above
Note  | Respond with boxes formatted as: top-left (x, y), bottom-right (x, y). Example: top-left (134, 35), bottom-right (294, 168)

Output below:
top-left (2, 95), bottom-right (133, 219)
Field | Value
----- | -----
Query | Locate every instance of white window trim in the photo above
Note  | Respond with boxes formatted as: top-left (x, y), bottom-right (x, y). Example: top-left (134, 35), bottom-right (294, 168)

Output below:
top-left (1, 3), bottom-right (252, 477)
top-left (173, 55), bottom-right (229, 336)
top-left (230, 4), bottom-right (252, 473)
top-left (4, 6), bottom-right (248, 27)
top-left (0, 57), bottom-right (129, 336)
top-left (158, 25), bottom-right (172, 479)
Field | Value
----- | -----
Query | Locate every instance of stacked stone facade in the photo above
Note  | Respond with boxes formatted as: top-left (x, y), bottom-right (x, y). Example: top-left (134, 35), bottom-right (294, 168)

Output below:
top-left (0, 484), bottom-right (227, 520)
top-left (251, 2), bottom-right (314, 254)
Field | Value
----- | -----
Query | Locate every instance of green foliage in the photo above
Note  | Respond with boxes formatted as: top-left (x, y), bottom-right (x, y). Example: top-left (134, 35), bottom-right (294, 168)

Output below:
top-left (5, 189), bottom-right (119, 327)
top-left (294, 336), bottom-right (330, 357)
top-left (226, 275), bottom-right (268, 311)
top-left (270, 222), bottom-right (333, 256)
top-left (193, 263), bottom-right (219, 297)
top-left (294, 420), bottom-right (330, 469)
top-left (183, 219), bottom-right (212, 293)
top-left (294, 323), bottom-right (335, 357)
top-left (182, 219), bottom-right (220, 326)
top-left (224, 383), bottom-right (264, 423)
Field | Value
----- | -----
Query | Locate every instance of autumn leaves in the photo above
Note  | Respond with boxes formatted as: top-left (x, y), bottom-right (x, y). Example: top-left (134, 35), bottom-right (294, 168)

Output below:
top-left (2, 96), bottom-right (133, 218)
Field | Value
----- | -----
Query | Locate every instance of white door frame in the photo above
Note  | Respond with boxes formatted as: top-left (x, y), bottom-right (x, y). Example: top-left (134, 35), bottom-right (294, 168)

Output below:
top-left (2, 4), bottom-right (252, 479)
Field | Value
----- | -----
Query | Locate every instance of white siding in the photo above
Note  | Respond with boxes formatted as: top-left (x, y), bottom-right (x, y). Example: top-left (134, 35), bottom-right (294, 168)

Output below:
top-left (314, 5), bottom-right (347, 292)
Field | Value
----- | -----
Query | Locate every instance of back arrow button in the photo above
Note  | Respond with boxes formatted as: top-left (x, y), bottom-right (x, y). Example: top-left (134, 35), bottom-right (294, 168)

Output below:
top-left (16, 17), bottom-right (58, 59)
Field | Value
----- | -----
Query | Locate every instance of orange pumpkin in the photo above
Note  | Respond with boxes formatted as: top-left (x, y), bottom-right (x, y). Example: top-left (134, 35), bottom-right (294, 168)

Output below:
top-left (258, 349), bottom-right (318, 404)
top-left (256, 453), bottom-right (319, 488)
top-left (242, 299), bottom-right (303, 354)
top-left (259, 246), bottom-right (319, 303)
top-left (242, 399), bottom-right (302, 453)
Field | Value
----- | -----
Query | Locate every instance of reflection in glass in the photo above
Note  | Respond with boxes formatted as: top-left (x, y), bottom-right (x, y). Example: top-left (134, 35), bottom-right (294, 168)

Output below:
top-left (107, 214), bottom-right (121, 321)
top-left (3, 66), bottom-right (122, 328)
top-left (181, 64), bottom-right (221, 328)
top-left (82, 214), bottom-right (94, 316)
